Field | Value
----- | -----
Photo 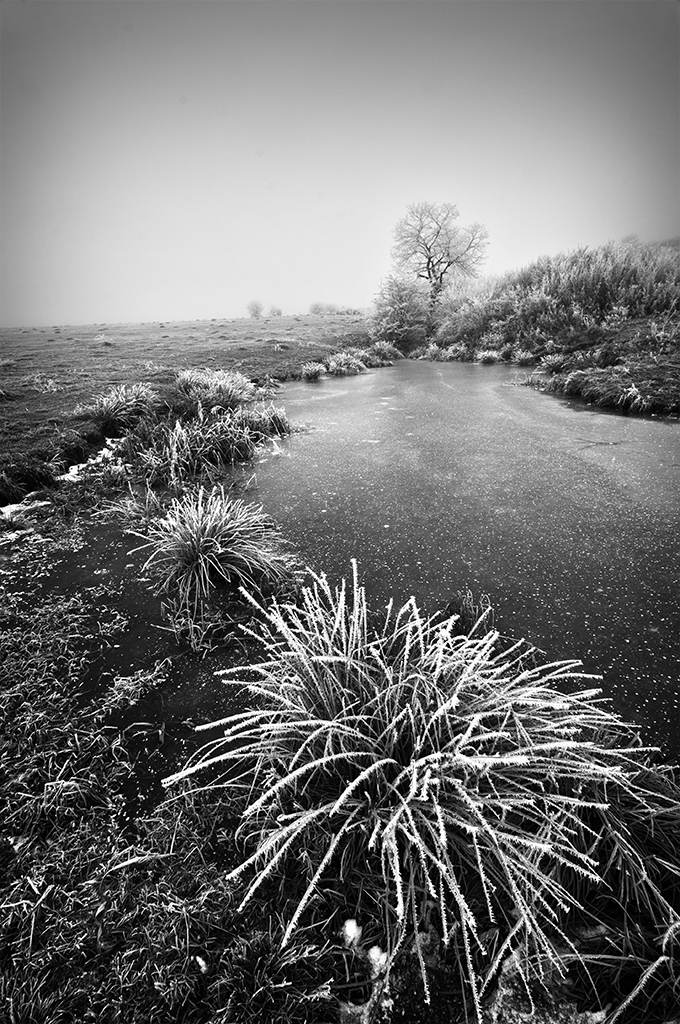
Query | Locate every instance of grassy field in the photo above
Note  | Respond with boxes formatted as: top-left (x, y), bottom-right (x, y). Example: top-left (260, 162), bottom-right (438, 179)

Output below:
top-left (0, 313), bottom-right (371, 502)
top-left (2, 310), bottom-right (680, 1023)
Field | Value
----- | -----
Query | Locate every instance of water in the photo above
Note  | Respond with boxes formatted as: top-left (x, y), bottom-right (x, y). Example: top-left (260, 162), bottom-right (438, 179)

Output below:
top-left (251, 360), bottom-right (680, 756)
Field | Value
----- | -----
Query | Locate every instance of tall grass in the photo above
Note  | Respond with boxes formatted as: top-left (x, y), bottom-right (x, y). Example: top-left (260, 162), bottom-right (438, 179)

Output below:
top-left (79, 382), bottom-right (160, 434)
top-left (164, 563), bottom-right (680, 1020)
top-left (302, 344), bottom-right (399, 381)
top-left (229, 404), bottom-right (290, 442)
top-left (116, 402), bottom-right (290, 491)
top-left (118, 409), bottom-right (255, 490)
top-left (171, 367), bottom-right (258, 415)
top-left (341, 344), bottom-right (401, 368)
top-left (535, 362), bottom-right (680, 415)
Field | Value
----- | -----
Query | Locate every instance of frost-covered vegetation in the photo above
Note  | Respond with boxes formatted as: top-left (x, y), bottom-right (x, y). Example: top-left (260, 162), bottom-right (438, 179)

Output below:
top-left (166, 565), bottom-right (680, 1022)
top-left (371, 240), bottom-right (680, 415)
top-left (3, 294), bottom-right (680, 1023)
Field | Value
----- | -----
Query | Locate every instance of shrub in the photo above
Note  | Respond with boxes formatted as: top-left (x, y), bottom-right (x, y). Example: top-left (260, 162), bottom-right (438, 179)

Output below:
top-left (165, 563), bottom-right (680, 1020)
top-left (514, 349), bottom-right (536, 365)
top-left (478, 325), bottom-right (506, 350)
top-left (369, 276), bottom-right (429, 349)
top-left (430, 241), bottom-right (680, 364)
top-left (247, 301), bottom-right (264, 318)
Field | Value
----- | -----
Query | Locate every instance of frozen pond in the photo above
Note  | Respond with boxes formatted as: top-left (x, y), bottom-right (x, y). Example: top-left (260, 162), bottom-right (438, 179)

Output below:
top-left (252, 360), bottom-right (680, 756)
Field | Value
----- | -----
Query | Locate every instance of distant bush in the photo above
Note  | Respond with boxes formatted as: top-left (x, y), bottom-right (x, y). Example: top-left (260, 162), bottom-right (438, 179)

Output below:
top-left (309, 302), bottom-right (339, 315)
top-left (428, 241), bottom-right (680, 366)
top-left (247, 300), bottom-right (264, 318)
top-left (268, 306), bottom-right (283, 317)
top-left (369, 275), bottom-right (428, 350)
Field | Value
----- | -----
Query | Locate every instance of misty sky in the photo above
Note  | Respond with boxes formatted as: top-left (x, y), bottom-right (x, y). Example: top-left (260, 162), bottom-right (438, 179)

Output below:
top-left (1, 1), bottom-right (678, 328)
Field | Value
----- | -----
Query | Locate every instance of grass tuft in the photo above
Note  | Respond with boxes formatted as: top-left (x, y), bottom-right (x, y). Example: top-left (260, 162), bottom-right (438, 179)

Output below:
top-left (476, 348), bottom-right (501, 364)
top-left (135, 486), bottom-right (298, 646)
top-left (80, 382), bottom-right (159, 434)
top-left (325, 352), bottom-right (367, 376)
top-left (301, 362), bottom-right (326, 381)
top-left (171, 367), bottom-right (258, 415)
top-left (119, 409), bottom-right (258, 490)
top-left (164, 562), bottom-right (680, 1019)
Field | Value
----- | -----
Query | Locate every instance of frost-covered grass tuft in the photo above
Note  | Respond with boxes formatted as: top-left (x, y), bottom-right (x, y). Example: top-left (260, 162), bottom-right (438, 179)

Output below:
top-left (165, 562), bottom-right (680, 1019)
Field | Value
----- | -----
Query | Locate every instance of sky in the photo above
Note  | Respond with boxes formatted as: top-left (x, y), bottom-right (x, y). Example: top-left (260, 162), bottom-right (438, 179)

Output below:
top-left (1, 0), bottom-right (678, 328)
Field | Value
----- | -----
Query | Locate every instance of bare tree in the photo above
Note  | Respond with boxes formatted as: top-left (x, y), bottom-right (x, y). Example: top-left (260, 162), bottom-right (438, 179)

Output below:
top-left (247, 300), bottom-right (263, 318)
top-left (392, 202), bottom-right (488, 311)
